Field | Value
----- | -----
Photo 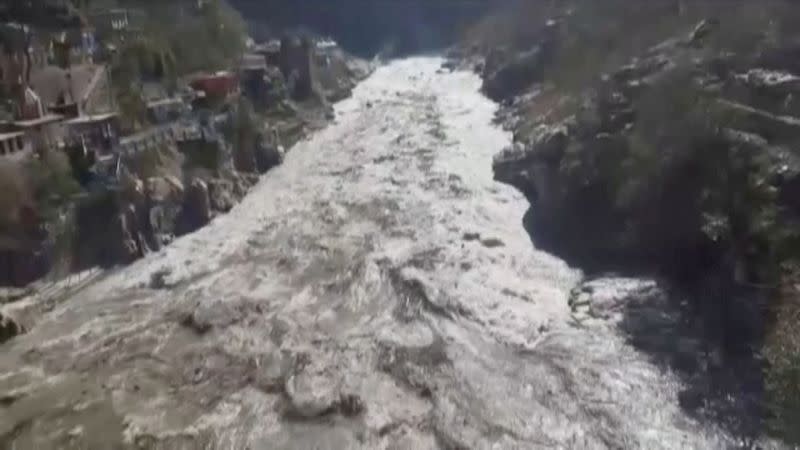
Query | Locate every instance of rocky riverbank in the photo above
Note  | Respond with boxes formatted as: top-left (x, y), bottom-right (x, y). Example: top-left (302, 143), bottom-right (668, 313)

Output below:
top-left (0, 56), bottom-right (751, 450)
top-left (458, 0), bottom-right (800, 443)
top-left (0, 37), bottom-right (371, 289)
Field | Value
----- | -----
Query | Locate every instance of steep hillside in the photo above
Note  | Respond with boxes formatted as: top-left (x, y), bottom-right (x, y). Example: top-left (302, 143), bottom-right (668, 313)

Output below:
top-left (230, 0), bottom-right (508, 56)
top-left (462, 0), bottom-right (800, 443)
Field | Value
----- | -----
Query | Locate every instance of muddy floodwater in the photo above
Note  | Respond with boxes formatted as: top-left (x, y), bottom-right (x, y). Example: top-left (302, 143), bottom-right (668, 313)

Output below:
top-left (0, 58), bottom-right (743, 449)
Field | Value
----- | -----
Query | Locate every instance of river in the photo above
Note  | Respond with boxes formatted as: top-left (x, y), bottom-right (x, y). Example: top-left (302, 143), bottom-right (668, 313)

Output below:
top-left (0, 57), bottom-right (743, 449)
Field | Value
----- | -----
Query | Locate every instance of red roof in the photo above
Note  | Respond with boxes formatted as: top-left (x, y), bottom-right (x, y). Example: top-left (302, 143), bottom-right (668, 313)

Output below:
top-left (190, 72), bottom-right (238, 98)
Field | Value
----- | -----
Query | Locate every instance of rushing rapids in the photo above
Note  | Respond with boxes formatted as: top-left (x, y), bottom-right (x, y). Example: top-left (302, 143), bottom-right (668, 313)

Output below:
top-left (0, 58), bottom-right (745, 449)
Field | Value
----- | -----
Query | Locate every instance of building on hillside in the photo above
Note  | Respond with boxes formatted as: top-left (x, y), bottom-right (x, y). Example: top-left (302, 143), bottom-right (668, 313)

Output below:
top-left (239, 53), bottom-right (272, 106)
top-left (147, 97), bottom-right (189, 125)
top-left (18, 63), bottom-right (116, 157)
top-left (2, 85), bottom-right (64, 154)
top-left (117, 123), bottom-right (177, 157)
top-left (254, 40), bottom-right (281, 67)
top-left (241, 53), bottom-right (267, 72)
top-left (89, 8), bottom-right (145, 41)
top-left (0, 130), bottom-right (31, 160)
top-left (30, 63), bottom-right (115, 118)
top-left (141, 81), bottom-right (191, 125)
top-left (10, 113), bottom-right (65, 154)
top-left (278, 36), bottom-right (316, 100)
top-left (190, 71), bottom-right (238, 108)
top-left (63, 112), bottom-right (119, 158)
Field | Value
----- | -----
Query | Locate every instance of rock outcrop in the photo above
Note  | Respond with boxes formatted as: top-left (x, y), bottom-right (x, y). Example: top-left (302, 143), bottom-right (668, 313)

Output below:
top-left (182, 179), bottom-right (213, 232)
top-left (279, 36), bottom-right (318, 101)
top-left (469, 6), bottom-right (800, 442)
top-left (0, 312), bottom-right (24, 344)
top-left (488, 17), bottom-right (800, 278)
top-left (254, 129), bottom-right (285, 173)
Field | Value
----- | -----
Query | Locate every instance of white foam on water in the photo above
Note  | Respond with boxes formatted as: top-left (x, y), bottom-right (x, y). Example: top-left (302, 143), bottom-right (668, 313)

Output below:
top-left (0, 57), bottom-right (746, 449)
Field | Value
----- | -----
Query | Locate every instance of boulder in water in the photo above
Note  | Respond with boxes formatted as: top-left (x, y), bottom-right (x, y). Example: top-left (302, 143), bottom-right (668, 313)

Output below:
top-left (254, 130), bottom-right (285, 173)
top-left (208, 179), bottom-right (238, 213)
top-left (0, 313), bottom-right (24, 344)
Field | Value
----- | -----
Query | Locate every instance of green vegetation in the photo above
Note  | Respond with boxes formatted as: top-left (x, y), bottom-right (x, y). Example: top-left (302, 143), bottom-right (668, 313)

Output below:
top-left (167, 0), bottom-right (247, 75)
top-left (110, 34), bottom-right (177, 131)
top-left (26, 151), bottom-right (81, 224)
top-left (24, 151), bottom-right (82, 277)
top-left (107, 0), bottom-right (247, 130)
top-left (113, 0), bottom-right (247, 75)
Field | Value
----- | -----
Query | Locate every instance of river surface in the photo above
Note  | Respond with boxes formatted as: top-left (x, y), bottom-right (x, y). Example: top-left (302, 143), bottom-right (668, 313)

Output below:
top-left (0, 58), bottom-right (742, 449)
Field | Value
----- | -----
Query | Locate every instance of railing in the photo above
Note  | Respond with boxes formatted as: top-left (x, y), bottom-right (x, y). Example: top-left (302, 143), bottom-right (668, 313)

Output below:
top-left (118, 123), bottom-right (178, 155)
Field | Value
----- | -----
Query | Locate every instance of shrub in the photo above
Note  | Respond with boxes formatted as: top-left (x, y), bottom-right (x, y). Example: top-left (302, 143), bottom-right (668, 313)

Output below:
top-left (123, 142), bottom-right (183, 180)
top-left (25, 151), bottom-right (81, 223)
top-left (21, 151), bottom-right (82, 278)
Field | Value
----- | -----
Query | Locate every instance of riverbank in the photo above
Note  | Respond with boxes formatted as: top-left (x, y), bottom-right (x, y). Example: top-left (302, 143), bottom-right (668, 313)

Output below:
top-left (0, 56), bottom-right (749, 449)
top-left (459, 0), bottom-right (800, 444)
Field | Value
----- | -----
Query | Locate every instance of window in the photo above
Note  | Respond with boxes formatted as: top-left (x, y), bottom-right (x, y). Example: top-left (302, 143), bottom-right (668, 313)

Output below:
top-left (15, 136), bottom-right (23, 151)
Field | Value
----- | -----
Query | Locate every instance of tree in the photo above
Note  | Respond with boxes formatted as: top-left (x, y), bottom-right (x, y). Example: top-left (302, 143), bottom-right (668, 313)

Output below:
top-left (0, 0), bottom-right (83, 84)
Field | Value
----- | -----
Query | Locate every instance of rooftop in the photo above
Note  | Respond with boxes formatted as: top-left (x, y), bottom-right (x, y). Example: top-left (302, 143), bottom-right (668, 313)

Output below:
top-left (146, 97), bottom-right (184, 108)
top-left (0, 131), bottom-right (25, 141)
top-left (30, 64), bottom-right (99, 108)
top-left (63, 112), bottom-right (118, 125)
top-left (240, 53), bottom-right (267, 71)
top-left (14, 114), bottom-right (65, 128)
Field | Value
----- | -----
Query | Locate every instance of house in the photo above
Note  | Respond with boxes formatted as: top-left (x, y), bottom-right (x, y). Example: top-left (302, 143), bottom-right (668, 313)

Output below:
top-left (10, 113), bottom-right (65, 154)
top-left (63, 112), bottom-right (119, 157)
top-left (89, 8), bottom-right (145, 41)
top-left (2, 62), bottom-right (116, 158)
top-left (0, 131), bottom-right (31, 160)
top-left (239, 53), bottom-right (270, 106)
top-left (278, 36), bottom-right (316, 100)
top-left (190, 71), bottom-right (238, 107)
top-left (147, 97), bottom-right (189, 124)
top-left (141, 82), bottom-right (191, 125)
top-left (30, 63), bottom-right (115, 118)
top-left (241, 53), bottom-right (267, 72)
top-left (254, 40), bottom-right (281, 67)
top-left (2, 84), bottom-right (65, 154)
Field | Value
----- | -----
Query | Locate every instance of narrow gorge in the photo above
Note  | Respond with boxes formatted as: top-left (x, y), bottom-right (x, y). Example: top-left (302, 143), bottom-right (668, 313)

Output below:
top-left (1, 1), bottom-right (798, 448)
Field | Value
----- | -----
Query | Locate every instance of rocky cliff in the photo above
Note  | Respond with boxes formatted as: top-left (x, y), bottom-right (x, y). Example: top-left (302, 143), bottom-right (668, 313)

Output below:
top-left (463, 1), bottom-right (800, 441)
top-left (482, 6), bottom-right (800, 281)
